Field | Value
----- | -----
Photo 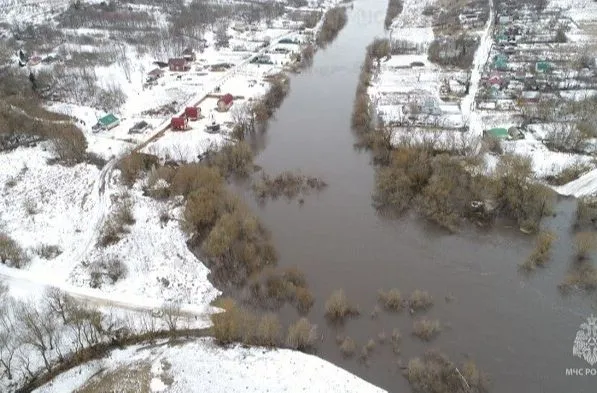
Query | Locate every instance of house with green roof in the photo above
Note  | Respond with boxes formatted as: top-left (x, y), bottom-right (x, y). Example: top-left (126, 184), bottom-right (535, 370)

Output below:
top-left (492, 54), bottom-right (508, 70)
top-left (535, 61), bottom-right (552, 73)
top-left (98, 114), bottom-right (120, 130)
top-left (484, 127), bottom-right (509, 140)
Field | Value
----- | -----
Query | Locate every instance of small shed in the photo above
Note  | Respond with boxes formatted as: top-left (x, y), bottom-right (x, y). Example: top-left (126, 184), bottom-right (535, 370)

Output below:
top-left (535, 61), bottom-right (551, 73)
top-left (171, 116), bottom-right (188, 131)
top-left (129, 121), bottom-right (149, 134)
top-left (184, 106), bottom-right (200, 121)
top-left (98, 114), bottom-right (120, 130)
top-left (217, 94), bottom-right (234, 112)
top-left (182, 48), bottom-right (196, 62)
top-left (168, 58), bottom-right (190, 72)
top-left (484, 127), bottom-right (509, 140)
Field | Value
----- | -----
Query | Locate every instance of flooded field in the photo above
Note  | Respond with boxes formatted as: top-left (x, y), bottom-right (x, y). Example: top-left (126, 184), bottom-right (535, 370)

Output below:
top-left (234, 0), bottom-right (596, 391)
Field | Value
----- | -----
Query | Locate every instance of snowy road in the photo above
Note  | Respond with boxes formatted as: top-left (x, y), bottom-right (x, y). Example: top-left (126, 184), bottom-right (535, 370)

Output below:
top-left (462, 0), bottom-right (494, 137)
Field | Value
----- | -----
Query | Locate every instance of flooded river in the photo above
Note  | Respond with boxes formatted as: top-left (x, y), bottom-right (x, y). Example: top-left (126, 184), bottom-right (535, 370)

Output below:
top-left (237, 0), bottom-right (596, 391)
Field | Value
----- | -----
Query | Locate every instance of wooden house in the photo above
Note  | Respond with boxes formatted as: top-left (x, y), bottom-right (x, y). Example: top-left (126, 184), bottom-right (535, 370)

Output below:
top-left (217, 94), bottom-right (234, 112)
top-left (168, 58), bottom-right (190, 72)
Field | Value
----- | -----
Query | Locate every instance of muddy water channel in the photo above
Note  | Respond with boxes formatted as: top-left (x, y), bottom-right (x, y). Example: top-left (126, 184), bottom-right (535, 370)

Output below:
top-left (235, 1), bottom-right (596, 392)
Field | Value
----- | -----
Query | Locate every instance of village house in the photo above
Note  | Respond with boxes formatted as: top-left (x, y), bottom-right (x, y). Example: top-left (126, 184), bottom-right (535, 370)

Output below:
top-left (171, 116), bottom-right (189, 131)
top-left (184, 106), bottom-right (200, 121)
top-left (94, 114), bottom-right (120, 131)
top-left (147, 68), bottom-right (164, 82)
top-left (168, 58), bottom-right (190, 72)
top-left (217, 94), bottom-right (234, 112)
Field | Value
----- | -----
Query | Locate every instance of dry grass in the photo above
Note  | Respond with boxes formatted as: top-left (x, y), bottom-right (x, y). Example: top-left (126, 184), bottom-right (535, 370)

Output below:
top-left (378, 288), bottom-right (404, 311)
top-left (408, 290), bottom-right (434, 312)
top-left (286, 317), bottom-right (317, 351)
top-left (544, 161), bottom-right (592, 186)
top-left (97, 196), bottom-right (135, 247)
top-left (118, 152), bottom-right (158, 186)
top-left (412, 318), bottom-right (441, 341)
top-left (324, 289), bottom-right (360, 322)
top-left (521, 231), bottom-right (556, 271)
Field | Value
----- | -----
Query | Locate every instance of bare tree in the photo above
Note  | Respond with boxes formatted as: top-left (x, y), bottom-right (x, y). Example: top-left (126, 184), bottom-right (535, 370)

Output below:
top-left (15, 302), bottom-right (55, 372)
top-left (161, 302), bottom-right (183, 332)
top-left (45, 288), bottom-right (76, 324)
top-left (0, 301), bottom-right (18, 380)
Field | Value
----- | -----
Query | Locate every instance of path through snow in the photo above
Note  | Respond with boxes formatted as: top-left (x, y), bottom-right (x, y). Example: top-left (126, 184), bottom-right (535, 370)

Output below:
top-left (462, 0), bottom-right (494, 137)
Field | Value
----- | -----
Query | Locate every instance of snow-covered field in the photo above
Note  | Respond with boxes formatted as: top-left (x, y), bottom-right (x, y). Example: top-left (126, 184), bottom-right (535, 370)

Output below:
top-left (34, 338), bottom-right (387, 393)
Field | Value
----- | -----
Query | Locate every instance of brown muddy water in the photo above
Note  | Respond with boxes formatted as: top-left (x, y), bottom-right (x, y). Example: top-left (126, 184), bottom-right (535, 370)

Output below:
top-left (232, 1), bottom-right (597, 392)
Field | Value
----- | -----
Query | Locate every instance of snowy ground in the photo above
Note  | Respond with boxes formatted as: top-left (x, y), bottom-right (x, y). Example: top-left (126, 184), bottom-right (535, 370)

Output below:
top-left (34, 338), bottom-right (387, 393)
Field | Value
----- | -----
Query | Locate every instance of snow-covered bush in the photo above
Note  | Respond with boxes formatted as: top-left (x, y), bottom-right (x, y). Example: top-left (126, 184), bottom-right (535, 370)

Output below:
top-left (0, 233), bottom-right (28, 268)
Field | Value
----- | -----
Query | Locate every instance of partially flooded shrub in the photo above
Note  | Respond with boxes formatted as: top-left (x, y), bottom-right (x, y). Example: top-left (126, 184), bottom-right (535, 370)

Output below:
top-left (384, 0), bottom-right (403, 29)
top-left (412, 318), bottom-right (441, 341)
top-left (316, 7), bottom-right (347, 47)
top-left (521, 231), bottom-right (556, 271)
top-left (391, 328), bottom-right (401, 354)
top-left (208, 141), bottom-right (254, 178)
top-left (255, 313), bottom-right (282, 347)
top-left (252, 171), bottom-right (327, 201)
top-left (560, 261), bottom-right (597, 292)
top-left (295, 286), bottom-right (315, 314)
top-left (408, 290), bottom-right (433, 312)
top-left (575, 232), bottom-right (596, 261)
top-left (378, 288), bottom-right (403, 311)
top-left (407, 351), bottom-right (490, 393)
top-left (575, 196), bottom-right (597, 230)
top-left (171, 164), bottom-right (222, 198)
top-left (286, 317), bottom-right (317, 351)
top-left (324, 289), bottom-right (359, 322)
top-left (339, 336), bottom-right (356, 357)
